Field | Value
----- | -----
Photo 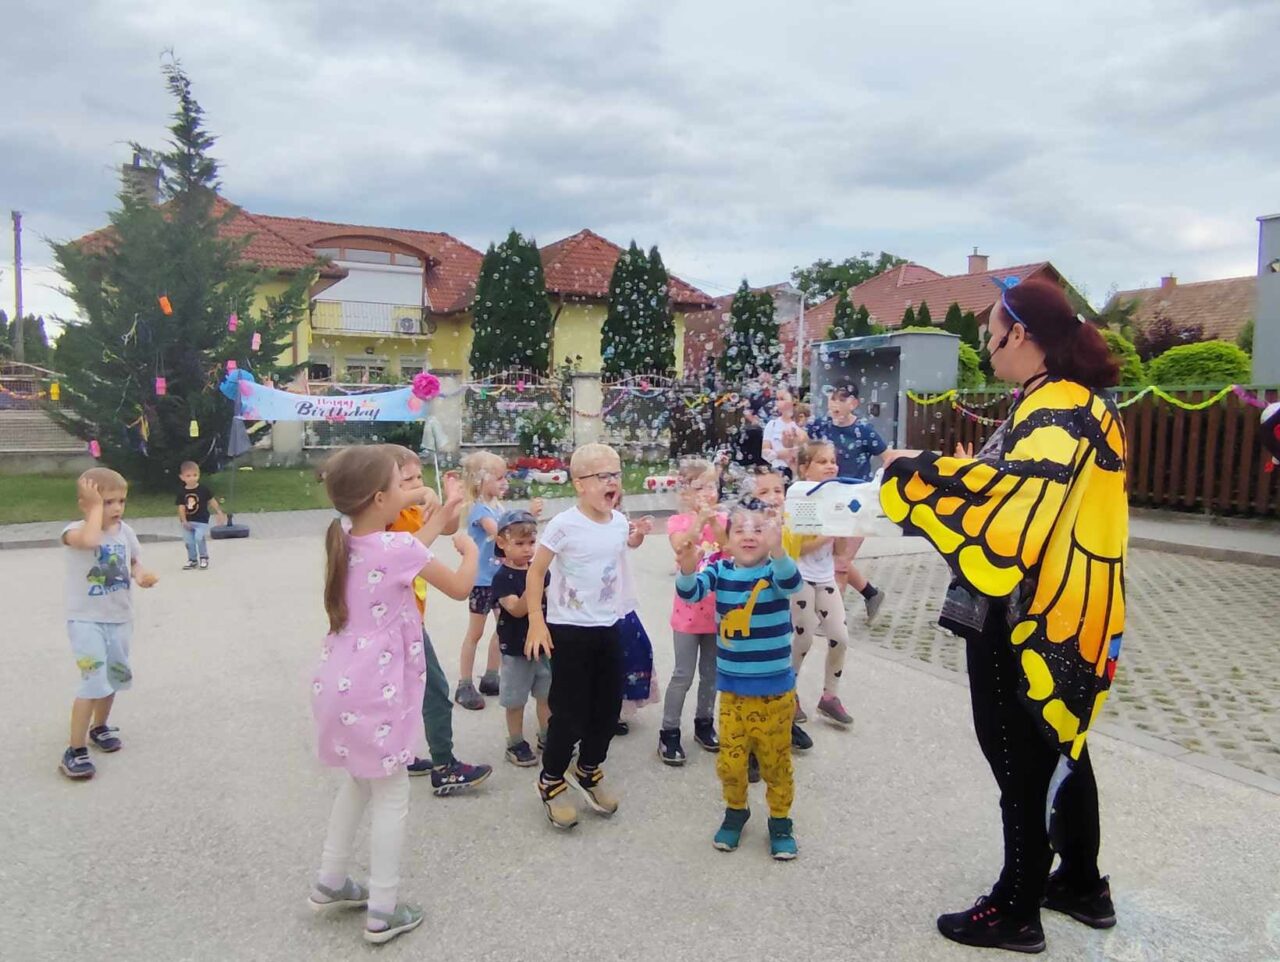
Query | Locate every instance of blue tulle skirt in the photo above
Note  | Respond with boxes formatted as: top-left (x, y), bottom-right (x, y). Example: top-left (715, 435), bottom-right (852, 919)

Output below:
top-left (616, 610), bottom-right (658, 706)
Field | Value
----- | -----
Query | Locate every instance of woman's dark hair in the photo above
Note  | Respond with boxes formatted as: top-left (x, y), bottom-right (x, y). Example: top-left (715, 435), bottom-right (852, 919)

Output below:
top-left (1002, 279), bottom-right (1120, 390)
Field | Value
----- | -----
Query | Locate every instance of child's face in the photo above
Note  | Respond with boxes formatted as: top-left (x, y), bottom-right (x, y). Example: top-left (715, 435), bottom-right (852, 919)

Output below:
top-left (179, 468), bottom-right (200, 488)
top-left (90, 487), bottom-right (129, 527)
top-left (752, 474), bottom-right (785, 512)
top-left (726, 509), bottom-right (770, 568)
top-left (776, 389), bottom-right (794, 418)
top-left (497, 531), bottom-right (537, 568)
top-left (398, 460), bottom-right (431, 506)
top-left (482, 469), bottom-right (508, 500)
top-left (803, 446), bottom-right (839, 481)
top-left (827, 393), bottom-right (857, 422)
top-left (680, 469), bottom-right (718, 511)
top-left (573, 454), bottom-right (623, 515)
top-left (381, 464), bottom-right (421, 521)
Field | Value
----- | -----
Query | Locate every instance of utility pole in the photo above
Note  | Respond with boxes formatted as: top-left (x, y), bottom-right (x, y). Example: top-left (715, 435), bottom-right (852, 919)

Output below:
top-left (11, 210), bottom-right (23, 363)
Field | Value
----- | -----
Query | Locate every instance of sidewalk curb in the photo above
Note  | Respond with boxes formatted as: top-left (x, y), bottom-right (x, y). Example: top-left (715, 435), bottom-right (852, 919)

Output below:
top-left (1129, 536), bottom-right (1280, 568)
top-left (861, 641), bottom-right (1280, 797)
top-left (0, 533), bottom-right (181, 551)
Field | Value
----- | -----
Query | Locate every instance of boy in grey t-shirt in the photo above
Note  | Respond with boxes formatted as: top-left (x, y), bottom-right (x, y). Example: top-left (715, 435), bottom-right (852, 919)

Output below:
top-left (59, 468), bottom-right (158, 780)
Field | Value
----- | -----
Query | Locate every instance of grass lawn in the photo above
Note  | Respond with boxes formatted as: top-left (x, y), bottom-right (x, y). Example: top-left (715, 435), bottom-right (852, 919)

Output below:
top-left (0, 462), bottom-right (662, 525)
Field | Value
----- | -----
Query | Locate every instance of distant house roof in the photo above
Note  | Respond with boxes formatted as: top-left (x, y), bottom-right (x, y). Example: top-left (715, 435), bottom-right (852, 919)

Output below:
top-left (800, 261), bottom-right (1060, 347)
top-left (539, 229), bottom-right (714, 309)
top-left (1107, 275), bottom-right (1255, 342)
top-left (250, 212), bottom-right (484, 315)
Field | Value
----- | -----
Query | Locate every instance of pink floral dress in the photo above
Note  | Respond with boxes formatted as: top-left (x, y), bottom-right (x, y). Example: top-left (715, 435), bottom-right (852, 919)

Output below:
top-left (311, 531), bottom-right (430, 778)
top-left (666, 512), bottom-right (726, 634)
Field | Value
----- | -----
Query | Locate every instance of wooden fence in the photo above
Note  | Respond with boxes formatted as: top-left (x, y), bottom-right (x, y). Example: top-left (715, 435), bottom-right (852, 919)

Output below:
top-left (905, 385), bottom-right (1280, 517)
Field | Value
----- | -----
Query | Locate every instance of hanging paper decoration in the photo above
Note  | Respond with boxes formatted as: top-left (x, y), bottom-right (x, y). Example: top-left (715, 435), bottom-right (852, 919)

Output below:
top-left (50, 382), bottom-right (61, 401)
top-left (189, 420), bottom-right (200, 438)
top-left (228, 313), bottom-right (239, 332)
top-left (155, 376), bottom-right (167, 396)
top-left (158, 295), bottom-right (173, 315)
top-left (251, 332), bottom-right (262, 351)
top-left (516, 379), bottom-right (527, 393)
top-left (88, 440), bottom-right (101, 458)
top-left (226, 360), bottom-right (237, 372)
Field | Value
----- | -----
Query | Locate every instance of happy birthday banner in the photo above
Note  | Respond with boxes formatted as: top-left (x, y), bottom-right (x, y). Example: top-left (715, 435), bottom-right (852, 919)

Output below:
top-left (224, 371), bottom-right (430, 422)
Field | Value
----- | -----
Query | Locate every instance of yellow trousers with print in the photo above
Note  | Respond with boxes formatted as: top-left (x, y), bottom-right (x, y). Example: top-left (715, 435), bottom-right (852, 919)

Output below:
top-left (717, 690), bottom-right (795, 818)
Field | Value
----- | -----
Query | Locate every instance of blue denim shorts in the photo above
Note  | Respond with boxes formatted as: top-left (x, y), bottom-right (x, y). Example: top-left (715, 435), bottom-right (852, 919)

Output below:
top-left (68, 620), bottom-right (134, 699)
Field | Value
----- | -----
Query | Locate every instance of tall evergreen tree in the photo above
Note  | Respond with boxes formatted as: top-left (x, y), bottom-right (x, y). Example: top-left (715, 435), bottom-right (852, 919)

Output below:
top-left (960, 310), bottom-right (980, 349)
top-left (469, 229), bottom-right (552, 376)
top-left (901, 305), bottom-right (917, 328)
top-left (852, 304), bottom-right (875, 337)
top-left (644, 245), bottom-right (675, 375)
top-left (600, 241), bottom-right (647, 376)
top-left (719, 281), bottom-right (780, 384)
top-left (827, 290), bottom-right (856, 340)
top-left (942, 302), bottom-right (964, 336)
top-left (916, 301), bottom-right (933, 327)
top-left (52, 62), bottom-right (312, 490)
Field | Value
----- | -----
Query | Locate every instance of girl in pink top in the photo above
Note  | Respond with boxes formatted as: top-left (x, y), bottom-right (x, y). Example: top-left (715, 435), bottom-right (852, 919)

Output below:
top-left (308, 445), bottom-right (477, 945)
top-left (659, 458), bottom-right (727, 765)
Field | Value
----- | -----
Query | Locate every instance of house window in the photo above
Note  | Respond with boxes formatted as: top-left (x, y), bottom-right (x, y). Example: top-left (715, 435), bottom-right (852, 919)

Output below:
top-left (343, 249), bottom-right (393, 265)
top-left (343, 357), bottom-right (388, 383)
top-left (400, 357), bottom-right (428, 379)
top-left (313, 247), bottom-right (340, 260)
top-left (393, 253), bottom-right (423, 267)
top-left (308, 359), bottom-right (333, 381)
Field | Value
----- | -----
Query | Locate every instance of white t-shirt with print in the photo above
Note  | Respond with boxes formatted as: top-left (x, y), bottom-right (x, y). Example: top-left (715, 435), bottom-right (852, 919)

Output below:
top-left (795, 535), bottom-right (836, 584)
top-left (540, 507), bottom-right (630, 627)
top-left (763, 416), bottom-right (797, 470)
top-left (63, 520), bottom-right (142, 624)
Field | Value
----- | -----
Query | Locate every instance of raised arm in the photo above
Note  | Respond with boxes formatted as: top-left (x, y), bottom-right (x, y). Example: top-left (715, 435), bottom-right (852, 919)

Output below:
top-left (418, 532), bottom-right (478, 600)
top-left (64, 479), bottom-right (104, 549)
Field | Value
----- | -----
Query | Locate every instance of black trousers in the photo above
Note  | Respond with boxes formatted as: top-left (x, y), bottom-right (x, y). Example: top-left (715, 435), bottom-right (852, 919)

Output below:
top-left (541, 624), bottom-right (623, 780)
top-left (965, 608), bottom-right (1102, 916)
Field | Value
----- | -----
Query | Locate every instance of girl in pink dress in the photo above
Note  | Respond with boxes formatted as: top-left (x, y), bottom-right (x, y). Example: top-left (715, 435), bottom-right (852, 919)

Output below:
top-left (308, 445), bottom-right (477, 945)
top-left (658, 457), bottom-right (728, 765)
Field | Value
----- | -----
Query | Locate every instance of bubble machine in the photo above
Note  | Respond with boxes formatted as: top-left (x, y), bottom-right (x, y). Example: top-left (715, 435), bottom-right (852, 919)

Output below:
top-left (809, 330), bottom-right (961, 449)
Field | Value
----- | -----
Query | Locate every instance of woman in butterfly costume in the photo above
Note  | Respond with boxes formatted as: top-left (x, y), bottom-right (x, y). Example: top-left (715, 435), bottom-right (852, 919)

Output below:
top-left (881, 278), bottom-right (1126, 955)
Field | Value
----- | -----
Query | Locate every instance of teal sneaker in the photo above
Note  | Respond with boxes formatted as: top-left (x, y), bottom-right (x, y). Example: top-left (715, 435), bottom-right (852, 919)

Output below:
top-left (768, 816), bottom-right (798, 860)
top-left (713, 807), bottom-right (751, 852)
top-left (364, 902), bottom-right (424, 944)
top-left (307, 877), bottom-right (369, 913)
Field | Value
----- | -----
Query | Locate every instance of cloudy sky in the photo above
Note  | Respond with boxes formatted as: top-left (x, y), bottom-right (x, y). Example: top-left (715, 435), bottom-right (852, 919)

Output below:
top-left (2, 0), bottom-right (1276, 329)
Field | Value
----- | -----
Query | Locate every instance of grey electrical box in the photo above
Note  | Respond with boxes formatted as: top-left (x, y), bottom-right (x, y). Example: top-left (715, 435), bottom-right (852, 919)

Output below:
top-left (809, 330), bottom-right (961, 449)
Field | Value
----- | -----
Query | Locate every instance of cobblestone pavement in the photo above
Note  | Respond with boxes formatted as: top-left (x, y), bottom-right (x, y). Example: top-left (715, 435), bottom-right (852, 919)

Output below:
top-left (860, 549), bottom-right (1280, 781)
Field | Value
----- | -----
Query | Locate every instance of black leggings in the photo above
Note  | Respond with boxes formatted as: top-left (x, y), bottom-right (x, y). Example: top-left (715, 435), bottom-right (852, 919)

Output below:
top-left (965, 608), bottom-right (1102, 916)
top-left (540, 624), bottom-right (623, 781)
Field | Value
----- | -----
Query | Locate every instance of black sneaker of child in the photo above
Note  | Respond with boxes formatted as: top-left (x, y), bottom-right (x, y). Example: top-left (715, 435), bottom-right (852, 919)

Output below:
top-left (790, 723), bottom-right (813, 753)
top-left (657, 728), bottom-right (686, 766)
top-left (693, 718), bottom-right (720, 752)
top-left (59, 746), bottom-right (95, 780)
top-left (936, 896), bottom-right (1045, 954)
top-left (1042, 872), bottom-right (1116, 929)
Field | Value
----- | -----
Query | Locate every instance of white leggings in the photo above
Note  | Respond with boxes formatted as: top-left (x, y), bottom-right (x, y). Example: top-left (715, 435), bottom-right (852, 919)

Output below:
top-left (790, 580), bottom-right (851, 696)
top-left (319, 770), bottom-right (410, 910)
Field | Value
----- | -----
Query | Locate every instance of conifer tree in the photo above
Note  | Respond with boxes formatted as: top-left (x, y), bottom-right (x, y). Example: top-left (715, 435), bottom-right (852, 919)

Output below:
top-left (719, 281), bottom-right (780, 384)
top-left (469, 229), bottom-right (552, 376)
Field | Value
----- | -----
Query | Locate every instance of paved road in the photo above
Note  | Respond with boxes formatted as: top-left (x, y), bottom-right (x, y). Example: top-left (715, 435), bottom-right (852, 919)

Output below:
top-left (4, 533), bottom-right (1279, 961)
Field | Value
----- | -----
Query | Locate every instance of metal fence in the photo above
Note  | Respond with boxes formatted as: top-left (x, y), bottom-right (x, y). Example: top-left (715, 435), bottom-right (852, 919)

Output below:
top-left (601, 374), bottom-right (678, 446)
top-left (0, 364), bottom-right (82, 453)
top-left (462, 368), bottom-right (564, 447)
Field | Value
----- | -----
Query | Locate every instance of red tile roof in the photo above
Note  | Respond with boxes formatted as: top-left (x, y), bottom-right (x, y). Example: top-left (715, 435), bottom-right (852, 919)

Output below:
top-left (1107, 276), bottom-right (1255, 343)
top-left (539, 229), bottom-right (714, 309)
top-left (250, 213), bottom-right (484, 315)
top-left (76, 197), bottom-right (346, 279)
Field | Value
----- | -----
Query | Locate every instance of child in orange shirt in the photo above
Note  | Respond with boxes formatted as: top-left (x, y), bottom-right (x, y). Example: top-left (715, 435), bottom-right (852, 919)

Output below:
top-left (386, 446), bottom-right (492, 796)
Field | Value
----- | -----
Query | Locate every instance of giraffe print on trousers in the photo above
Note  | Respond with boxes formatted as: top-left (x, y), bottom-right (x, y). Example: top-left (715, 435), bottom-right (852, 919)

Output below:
top-left (717, 690), bottom-right (795, 818)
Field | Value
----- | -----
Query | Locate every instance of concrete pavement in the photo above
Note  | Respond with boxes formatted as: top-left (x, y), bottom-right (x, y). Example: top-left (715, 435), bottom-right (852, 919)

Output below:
top-left (4, 532), bottom-right (1279, 961)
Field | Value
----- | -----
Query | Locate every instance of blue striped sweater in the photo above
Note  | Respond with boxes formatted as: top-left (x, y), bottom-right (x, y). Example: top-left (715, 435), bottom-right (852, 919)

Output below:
top-left (675, 554), bottom-right (802, 696)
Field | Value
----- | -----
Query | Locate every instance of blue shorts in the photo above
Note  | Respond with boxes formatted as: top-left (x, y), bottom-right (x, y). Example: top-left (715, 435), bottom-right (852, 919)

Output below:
top-left (68, 620), bottom-right (134, 699)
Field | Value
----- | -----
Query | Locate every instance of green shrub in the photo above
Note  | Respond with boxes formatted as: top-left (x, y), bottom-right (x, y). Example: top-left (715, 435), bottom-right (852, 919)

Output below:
top-left (1102, 330), bottom-right (1145, 386)
top-left (1146, 341), bottom-right (1251, 387)
top-left (957, 342), bottom-right (985, 389)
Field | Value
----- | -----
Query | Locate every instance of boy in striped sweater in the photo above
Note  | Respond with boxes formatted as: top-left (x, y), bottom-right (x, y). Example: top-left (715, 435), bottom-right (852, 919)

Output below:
top-left (675, 497), bottom-right (803, 860)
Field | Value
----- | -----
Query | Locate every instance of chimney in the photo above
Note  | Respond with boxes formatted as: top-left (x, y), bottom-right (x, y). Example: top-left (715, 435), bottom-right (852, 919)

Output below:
top-left (967, 247), bottom-right (989, 275)
top-left (121, 152), bottom-right (161, 205)
top-left (1160, 274), bottom-right (1177, 290)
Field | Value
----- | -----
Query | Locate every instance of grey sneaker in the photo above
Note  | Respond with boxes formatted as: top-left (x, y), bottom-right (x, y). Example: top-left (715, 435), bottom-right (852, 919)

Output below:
top-left (455, 680), bottom-right (484, 711)
top-left (478, 670), bottom-right (500, 696)
top-left (59, 746), bottom-right (95, 779)
top-left (817, 693), bottom-right (854, 727)
top-left (308, 877), bottom-right (369, 913)
top-left (363, 902), bottom-right (424, 944)
top-left (864, 588), bottom-right (885, 623)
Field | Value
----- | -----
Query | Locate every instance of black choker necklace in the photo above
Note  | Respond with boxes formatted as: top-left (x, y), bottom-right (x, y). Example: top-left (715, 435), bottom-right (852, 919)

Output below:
top-left (1022, 371), bottom-right (1050, 392)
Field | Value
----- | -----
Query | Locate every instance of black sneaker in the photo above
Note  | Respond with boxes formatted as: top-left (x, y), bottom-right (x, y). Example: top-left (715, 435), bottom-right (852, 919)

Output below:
top-left (506, 740), bottom-right (538, 767)
top-left (59, 746), bottom-right (95, 780)
top-left (614, 720), bottom-right (630, 736)
top-left (693, 718), bottom-right (719, 752)
top-left (936, 896), bottom-right (1045, 954)
top-left (429, 760), bottom-right (493, 796)
top-left (182, 560), bottom-right (198, 571)
top-left (748, 753), bottom-right (761, 783)
top-left (406, 757), bottom-right (433, 777)
top-left (1043, 872), bottom-right (1116, 929)
top-left (478, 670), bottom-right (500, 696)
top-left (657, 728), bottom-right (686, 766)
top-left (89, 725), bottom-right (122, 752)
top-left (791, 723), bottom-right (813, 753)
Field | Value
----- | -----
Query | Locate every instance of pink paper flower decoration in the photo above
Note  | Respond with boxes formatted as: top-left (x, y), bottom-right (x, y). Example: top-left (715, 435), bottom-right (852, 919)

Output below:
top-left (411, 372), bottom-right (441, 401)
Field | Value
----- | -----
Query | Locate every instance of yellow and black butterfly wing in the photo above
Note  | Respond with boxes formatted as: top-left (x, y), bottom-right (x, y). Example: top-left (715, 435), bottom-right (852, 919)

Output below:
top-left (882, 382), bottom-right (1128, 759)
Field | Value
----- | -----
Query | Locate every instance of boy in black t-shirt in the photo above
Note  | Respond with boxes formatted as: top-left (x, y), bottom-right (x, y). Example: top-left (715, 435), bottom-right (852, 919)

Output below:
top-left (491, 509), bottom-right (551, 767)
top-left (175, 461), bottom-right (226, 570)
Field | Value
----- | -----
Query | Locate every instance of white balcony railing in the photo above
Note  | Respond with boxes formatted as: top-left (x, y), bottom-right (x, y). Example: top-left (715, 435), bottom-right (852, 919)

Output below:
top-left (311, 300), bottom-right (427, 336)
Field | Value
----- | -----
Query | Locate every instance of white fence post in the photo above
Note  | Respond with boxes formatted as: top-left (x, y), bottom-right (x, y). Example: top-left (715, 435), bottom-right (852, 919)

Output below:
top-left (571, 372), bottom-right (602, 447)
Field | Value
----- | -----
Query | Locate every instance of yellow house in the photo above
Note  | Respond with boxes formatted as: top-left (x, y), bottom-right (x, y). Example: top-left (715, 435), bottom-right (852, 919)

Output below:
top-left (85, 199), bottom-right (714, 382)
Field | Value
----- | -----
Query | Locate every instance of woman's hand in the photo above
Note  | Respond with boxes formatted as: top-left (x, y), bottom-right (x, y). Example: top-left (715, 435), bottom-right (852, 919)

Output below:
top-left (954, 442), bottom-right (975, 458)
